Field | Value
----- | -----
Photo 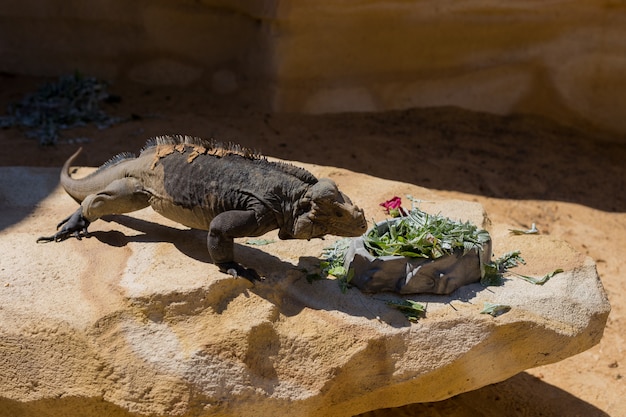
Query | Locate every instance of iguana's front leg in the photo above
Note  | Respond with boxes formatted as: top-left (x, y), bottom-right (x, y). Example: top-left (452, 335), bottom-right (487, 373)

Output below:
top-left (208, 210), bottom-right (265, 282)
top-left (37, 207), bottom-right (91, 242)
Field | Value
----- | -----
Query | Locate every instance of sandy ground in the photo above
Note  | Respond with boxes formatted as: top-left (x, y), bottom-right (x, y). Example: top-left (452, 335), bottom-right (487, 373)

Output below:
top-left (1, 74), bottom-right (624, 416)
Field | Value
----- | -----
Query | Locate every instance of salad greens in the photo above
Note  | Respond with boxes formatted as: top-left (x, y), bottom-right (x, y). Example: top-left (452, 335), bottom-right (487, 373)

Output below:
top-left (364, 207), bottom-right (491, 260)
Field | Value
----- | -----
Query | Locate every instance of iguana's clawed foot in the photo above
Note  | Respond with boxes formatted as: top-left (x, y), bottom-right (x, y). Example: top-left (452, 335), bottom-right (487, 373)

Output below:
top-left (37, 209), bottom-right (91, 243)
top-left (217, 262), bottom-right (264, 283)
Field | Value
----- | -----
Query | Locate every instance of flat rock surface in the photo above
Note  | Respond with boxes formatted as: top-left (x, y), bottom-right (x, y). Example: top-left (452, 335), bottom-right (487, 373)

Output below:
top-left (0, 164), bottom-right (609, 417)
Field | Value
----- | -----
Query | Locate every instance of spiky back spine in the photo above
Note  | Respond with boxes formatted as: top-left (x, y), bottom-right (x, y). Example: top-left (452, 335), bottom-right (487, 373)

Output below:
top-left (142, 135), bottom-right (263, 160)
top-left (145, 134), bottom-right (318, 185)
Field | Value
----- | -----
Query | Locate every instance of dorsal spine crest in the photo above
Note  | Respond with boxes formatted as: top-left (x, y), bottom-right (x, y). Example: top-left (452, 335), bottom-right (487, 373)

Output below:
top-left (145, 134), bottom-right (268, 168)
top-left (144, 135), bottom-right (262, 158)
top-left (144, 134), bottom-right (318, 184)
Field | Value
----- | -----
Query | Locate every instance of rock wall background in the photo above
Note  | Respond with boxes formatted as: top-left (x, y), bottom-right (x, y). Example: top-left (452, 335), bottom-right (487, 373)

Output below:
top-left (1, 0), bottom-right (626, 136)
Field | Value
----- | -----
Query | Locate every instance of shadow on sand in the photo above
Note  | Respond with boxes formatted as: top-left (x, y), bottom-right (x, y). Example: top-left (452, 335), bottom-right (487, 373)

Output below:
top-left (356, 371), bottom-right (609, 417)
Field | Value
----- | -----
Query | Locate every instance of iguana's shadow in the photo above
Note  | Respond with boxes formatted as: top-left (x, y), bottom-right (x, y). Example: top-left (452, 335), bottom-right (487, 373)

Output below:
top-left (92, 214), bottom-right (294, 275)
top-left (90, 215), bottom-right (470, 328)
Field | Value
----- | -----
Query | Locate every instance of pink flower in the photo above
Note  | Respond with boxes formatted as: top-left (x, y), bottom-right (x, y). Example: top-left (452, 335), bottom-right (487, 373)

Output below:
top-left (380, 196), bottom-right (407, 217)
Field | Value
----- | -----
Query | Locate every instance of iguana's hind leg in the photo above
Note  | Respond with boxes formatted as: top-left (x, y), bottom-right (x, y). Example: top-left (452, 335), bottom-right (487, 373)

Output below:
top-left (38, 178), bottom-right (150, 242)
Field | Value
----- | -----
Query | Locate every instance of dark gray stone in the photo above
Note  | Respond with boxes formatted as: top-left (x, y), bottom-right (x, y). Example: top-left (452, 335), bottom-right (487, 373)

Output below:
top-left (344, 220), bottom-right (492, 294)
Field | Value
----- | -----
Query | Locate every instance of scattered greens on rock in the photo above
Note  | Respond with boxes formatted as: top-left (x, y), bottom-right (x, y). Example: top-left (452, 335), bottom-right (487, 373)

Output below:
top-left (480, 250), bottom-right (526, 286)
top-left (386, 299), bottom-right (426, 322)
top-left (480, 250), bottom-right (563, 287)
top-left (245, 238), bottom-right (276, 246)
top-left (480, 302), bottom-right (511, 317)
top-left (320, 238), bottom-right (353, 291)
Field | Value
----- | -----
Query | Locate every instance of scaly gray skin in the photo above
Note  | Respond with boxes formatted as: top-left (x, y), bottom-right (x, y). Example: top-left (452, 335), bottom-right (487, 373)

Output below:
top-left (38, 135), bottom-right (367, 280)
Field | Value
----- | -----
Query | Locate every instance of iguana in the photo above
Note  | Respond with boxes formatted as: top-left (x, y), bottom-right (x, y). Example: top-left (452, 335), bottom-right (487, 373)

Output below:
top-left (38, 135), bottom-right (367, 280)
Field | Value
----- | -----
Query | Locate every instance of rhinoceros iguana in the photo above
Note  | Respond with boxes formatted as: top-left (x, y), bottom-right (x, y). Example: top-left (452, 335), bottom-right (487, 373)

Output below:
top-left (38, 135), bottom-right (367, 280)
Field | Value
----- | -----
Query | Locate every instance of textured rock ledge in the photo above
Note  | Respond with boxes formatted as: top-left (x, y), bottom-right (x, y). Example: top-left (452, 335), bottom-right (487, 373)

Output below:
top-left (0, 164), bottom-right (610, 417)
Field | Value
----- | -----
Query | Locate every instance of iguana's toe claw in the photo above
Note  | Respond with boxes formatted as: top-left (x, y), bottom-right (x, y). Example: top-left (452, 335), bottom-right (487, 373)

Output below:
top-left (37, 209), bottom-right (91, 243)
top-left (218, 262), bottom-right (264, 283)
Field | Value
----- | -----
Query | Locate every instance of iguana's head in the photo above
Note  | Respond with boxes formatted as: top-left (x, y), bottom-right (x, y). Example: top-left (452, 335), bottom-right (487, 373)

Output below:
top-left (283, 179), bottom-right (367, 240)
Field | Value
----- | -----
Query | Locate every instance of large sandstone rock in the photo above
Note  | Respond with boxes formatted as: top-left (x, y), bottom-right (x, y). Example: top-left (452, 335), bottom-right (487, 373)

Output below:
top-left (0, 164), bottom-right (609, 417)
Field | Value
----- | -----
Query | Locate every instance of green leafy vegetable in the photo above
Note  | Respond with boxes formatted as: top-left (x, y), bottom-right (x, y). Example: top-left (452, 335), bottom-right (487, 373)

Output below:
top-left (364, 207), bottom-right (491, 260)
top-left (337, 268), bottom-right (355, 294)
top-left (512, 268), bottom-right (563, 285)
top-left (481, 251), bottom-right (563, 287)
top-left (320, 238), bottom-right (355, 291)
top-left (386, 299), bottom-right (426, 322)
top-left (480, 250), bottom-right (526, 286)
top-left (480, 302), bottom-right (511, 317)
top-left (326, 265), bottom-right (348, 278)
top-left (245, 238), bottom-right (275, 246)
top-left (320, 238), bottom-right (351, 276)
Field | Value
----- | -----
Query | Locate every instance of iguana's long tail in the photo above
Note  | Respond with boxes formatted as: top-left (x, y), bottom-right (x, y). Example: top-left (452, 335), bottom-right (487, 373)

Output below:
top-left (60, 147), bottom-right (87, 203)
top-left (60, 148), bottom-right (134, 204)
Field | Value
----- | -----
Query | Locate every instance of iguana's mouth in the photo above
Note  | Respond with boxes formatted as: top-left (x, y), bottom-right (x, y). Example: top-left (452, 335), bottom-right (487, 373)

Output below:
top-left (288, 179), bottom-right (367, 240)
top-left (288, 209), bottom-right (367, 240)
